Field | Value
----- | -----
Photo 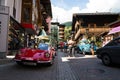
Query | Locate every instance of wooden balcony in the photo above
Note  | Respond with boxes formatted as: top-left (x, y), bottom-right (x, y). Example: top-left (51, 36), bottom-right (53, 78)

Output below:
top-left (59, 35), bottom-right (64, 38)
top-left (59, 28), bottom-right (64, 31)
top-left (75, 27), bottom-right (111, 40)
top-left (80, 27), bottom-right (111, 33)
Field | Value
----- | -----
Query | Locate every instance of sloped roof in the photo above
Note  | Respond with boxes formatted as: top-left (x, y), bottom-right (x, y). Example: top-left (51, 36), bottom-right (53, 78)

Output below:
top-left (72, 12), bottom-right (120, 27)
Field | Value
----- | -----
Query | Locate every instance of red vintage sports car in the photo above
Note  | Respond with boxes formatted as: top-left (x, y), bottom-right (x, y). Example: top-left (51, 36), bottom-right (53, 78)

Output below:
top-left (14, 43), bottom-right (56, 66)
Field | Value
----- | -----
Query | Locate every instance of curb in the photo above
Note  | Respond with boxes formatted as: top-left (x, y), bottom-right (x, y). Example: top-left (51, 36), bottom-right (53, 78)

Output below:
top-left (0, 59), bottom-right (13, 65)
top-left (0, 56), bottom-right (14, 65)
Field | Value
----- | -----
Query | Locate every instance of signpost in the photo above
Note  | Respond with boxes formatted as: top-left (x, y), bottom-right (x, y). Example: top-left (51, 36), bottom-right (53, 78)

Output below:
top-left (0, 6), bottom-right (9, 58)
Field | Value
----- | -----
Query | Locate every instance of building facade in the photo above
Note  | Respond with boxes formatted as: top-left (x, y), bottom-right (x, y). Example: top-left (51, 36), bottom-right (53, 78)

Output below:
top-left (59, 24), bottom-right (65, 40)
top-left (0, 0), bottom-right (52, 58)
top-left (72, 13), bottom-right (120, 42)
top-left (51, 22), bottom-right (59, 46)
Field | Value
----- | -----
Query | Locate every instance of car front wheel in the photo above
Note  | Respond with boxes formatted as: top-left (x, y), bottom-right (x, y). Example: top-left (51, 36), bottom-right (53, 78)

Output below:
top-left (102, 54), bottom-right (111, 66)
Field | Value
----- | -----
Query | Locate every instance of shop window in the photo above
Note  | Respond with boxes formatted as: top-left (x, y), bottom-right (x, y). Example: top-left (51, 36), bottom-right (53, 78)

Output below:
top-left (8, 17), bottom-right (25, 50)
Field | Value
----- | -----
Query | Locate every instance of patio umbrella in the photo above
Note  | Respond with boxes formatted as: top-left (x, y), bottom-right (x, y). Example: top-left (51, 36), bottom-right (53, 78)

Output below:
top-left (35, 29), bottom-right (49, 40)
top-left (108, 26), bottom-right (120, 35)
top-left (38, 36), bottom-right (49, 40)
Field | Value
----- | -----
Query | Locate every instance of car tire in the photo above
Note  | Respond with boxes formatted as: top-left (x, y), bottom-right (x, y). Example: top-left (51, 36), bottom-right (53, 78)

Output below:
top-left (102, 54), bottom-right (111, 66)
top-left (16, 61), bottom-right (23, 65)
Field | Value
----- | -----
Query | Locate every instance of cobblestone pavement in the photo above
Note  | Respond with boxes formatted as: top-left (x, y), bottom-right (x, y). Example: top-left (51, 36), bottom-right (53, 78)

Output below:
top-left (0, 50), bottom-right (96, 80)
top-left (56, 50), bottom-right (98, 80)
top-left (57, 51), bottom-right (77, 80)
top-left (0, 50), bottom-right (120, 80)
top-left (57, 50), bottom-right (120, 80)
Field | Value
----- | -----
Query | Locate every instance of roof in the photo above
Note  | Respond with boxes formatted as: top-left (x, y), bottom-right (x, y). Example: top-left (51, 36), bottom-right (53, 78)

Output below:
top-left (73, 12), bottom-right (120, 16)
top-left (107, 19), bottom-right (120, 27)
top-left (72, 12), bottom-right (120, 27)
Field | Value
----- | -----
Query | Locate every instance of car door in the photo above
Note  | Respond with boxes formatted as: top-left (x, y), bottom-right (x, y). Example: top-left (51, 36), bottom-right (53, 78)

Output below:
top-left (109, 38), bottom-right (120, 63)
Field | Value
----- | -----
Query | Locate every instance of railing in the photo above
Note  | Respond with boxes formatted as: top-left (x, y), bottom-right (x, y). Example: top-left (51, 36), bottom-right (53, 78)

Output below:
top-left (79, 27), bottom-right (111, 33)
top-left (59, 28), bottom-right (64, 30)
top-left (74, 27), bottom-right (111, 39)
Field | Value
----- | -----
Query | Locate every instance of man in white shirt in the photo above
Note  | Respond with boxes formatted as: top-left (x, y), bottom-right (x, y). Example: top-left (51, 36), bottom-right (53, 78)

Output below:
top-left (67, 38), bottom-right (75, 57)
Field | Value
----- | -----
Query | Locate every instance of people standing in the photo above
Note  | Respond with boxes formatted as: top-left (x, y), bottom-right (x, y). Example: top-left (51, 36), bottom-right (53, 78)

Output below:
top-left (59, 41), bottom-right (64, 52)
top-left (67, 37), bottom-right (75, 57)
top-left (63, 41), bottom-right (68, 53)
top-left (90, 41), bottom-right (95, 55)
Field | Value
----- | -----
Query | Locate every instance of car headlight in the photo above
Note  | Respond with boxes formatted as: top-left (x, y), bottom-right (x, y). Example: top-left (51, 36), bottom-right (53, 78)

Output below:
top-left (44, 52), bottom-right (50, 58)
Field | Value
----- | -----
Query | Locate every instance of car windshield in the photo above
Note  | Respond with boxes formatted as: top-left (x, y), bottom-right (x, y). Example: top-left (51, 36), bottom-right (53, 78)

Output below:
top-left (38, 39), bottom-right (50, 50)
top-left (38, 43), bottom-right (49, 50)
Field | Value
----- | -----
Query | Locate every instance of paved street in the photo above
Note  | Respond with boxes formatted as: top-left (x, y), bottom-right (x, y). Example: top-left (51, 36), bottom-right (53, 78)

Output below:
top-left (0, 50), bottom-right (120, 80)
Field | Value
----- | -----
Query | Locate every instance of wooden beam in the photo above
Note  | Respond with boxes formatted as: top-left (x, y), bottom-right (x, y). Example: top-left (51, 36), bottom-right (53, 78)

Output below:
top-left (36, 0), bottom-right (42, 28)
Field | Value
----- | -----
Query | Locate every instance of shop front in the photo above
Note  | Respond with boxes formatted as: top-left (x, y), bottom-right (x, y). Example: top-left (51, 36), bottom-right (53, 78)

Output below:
top-left (21, 23), bottom-right (37, 48)
top-left (8, 16), bottom-right (25, 55)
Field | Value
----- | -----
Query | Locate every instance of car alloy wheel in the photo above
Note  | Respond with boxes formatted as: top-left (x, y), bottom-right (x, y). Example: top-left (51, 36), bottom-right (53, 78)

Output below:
top-left (102, 54), bottom-right (111, 66)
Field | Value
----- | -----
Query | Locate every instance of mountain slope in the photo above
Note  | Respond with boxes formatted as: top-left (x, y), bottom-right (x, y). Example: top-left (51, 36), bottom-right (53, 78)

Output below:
top-left (62, 21), bottom-right (72, 27)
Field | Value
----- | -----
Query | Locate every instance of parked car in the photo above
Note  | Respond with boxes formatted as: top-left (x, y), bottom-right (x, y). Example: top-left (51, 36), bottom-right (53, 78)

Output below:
top-left (14, 40), bottom-right (56, 66)
top-left (77, 40), bottom-right (97, 54)
top-left (96, 37), bottom-right (120, 66)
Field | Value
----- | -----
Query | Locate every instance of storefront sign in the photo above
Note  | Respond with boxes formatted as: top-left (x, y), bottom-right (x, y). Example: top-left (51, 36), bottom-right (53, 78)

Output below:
top-left (0, 6), bottom-right (9, 53)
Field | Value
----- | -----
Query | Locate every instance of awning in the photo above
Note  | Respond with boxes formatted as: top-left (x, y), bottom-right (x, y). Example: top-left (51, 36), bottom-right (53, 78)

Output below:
top-left (40, 29), bottom-right (47, 36)
top-left (108, 26), bottom-right (120, 35)
top-left (36, 36), bottom-right (49, 40)
top-left (21, 23), bottom-right (36, 34)
top-left (10, 16), bottom-right (24, 32)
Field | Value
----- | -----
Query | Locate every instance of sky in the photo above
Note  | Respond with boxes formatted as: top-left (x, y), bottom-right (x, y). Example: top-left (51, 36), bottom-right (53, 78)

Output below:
top-left (51, 0), bottom-right (120, 24)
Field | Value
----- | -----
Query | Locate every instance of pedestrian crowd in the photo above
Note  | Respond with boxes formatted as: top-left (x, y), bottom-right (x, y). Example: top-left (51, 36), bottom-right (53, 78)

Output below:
top-left (58, 36), bottom-right (99, 57)
top-left (58, 37), bottom-right (76, 57)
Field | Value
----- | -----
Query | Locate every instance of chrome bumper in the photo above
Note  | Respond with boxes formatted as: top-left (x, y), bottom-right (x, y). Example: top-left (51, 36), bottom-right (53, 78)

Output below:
top-left (14, 59), bottom-right (51, 63)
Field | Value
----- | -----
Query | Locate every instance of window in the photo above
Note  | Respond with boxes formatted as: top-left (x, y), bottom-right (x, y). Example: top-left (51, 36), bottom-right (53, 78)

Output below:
top-left (114, 39), bottom-right (120, 46)
top-left (23, 7), bottom-right (31, 22)
top-left (0, 0), bottom-right (5, 5)
top-left (107, 39), bottom-right (120, 46)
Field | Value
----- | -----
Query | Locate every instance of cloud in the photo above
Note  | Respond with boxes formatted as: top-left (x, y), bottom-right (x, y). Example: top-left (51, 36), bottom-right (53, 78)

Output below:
top-left (51, 5), bottom-right (81, 23)
top-left (84, 0), bottom-right (120, 12)
top-left (51, 0), bottom-right (120, 23)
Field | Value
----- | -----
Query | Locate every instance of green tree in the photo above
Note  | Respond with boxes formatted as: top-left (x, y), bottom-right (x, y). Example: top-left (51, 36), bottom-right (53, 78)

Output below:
top-left (64, 26), bottom-right (72, 41)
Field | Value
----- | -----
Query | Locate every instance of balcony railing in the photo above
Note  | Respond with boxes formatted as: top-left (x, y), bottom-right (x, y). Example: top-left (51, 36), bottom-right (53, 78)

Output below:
top-left (74, 27), bottom-right (111, 40)
top-left (79, 27), bottom-right (111, 33)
